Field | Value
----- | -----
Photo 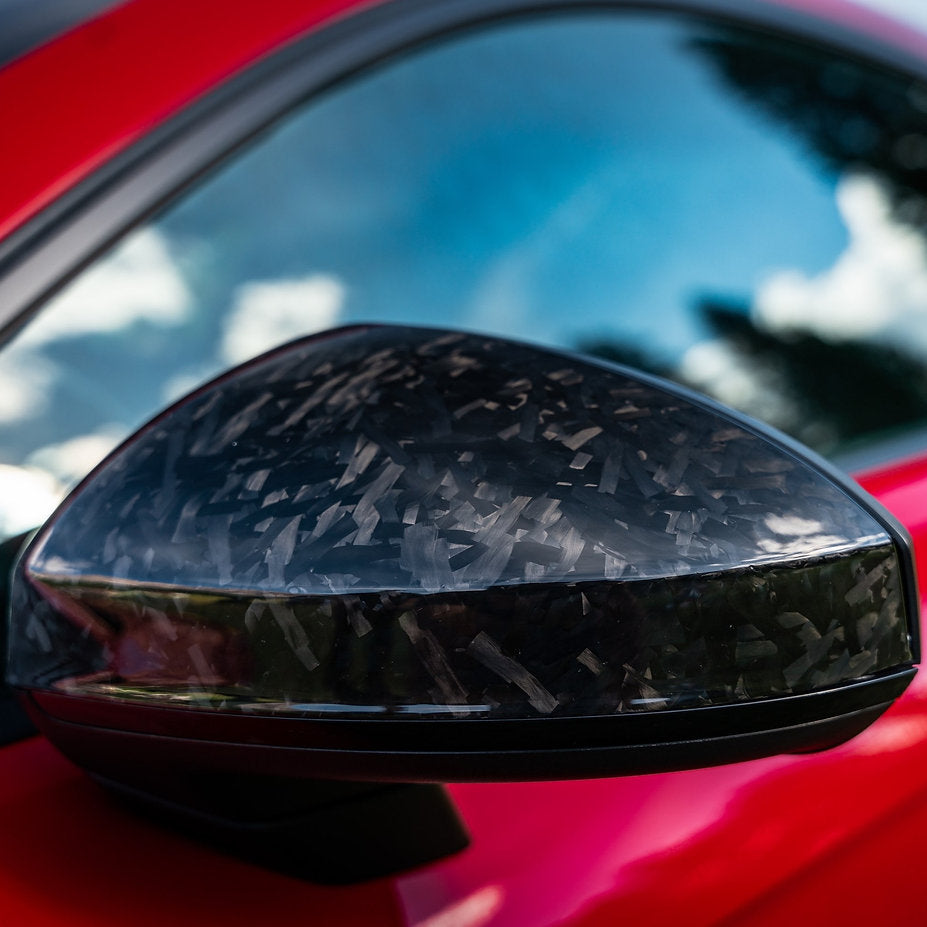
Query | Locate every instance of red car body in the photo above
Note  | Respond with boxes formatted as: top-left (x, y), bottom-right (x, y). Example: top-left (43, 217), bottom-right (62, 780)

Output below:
top-left (3, 1), bottom-right (927, 925)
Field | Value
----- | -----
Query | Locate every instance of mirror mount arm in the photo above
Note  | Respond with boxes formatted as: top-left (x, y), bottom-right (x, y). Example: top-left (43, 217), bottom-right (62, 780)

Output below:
top-left (90, 764), bottom-right (469, 884)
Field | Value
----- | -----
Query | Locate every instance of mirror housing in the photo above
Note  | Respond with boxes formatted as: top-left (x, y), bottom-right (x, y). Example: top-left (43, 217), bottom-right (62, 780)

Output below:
top-left (6, 325), bottom-right (920, 878)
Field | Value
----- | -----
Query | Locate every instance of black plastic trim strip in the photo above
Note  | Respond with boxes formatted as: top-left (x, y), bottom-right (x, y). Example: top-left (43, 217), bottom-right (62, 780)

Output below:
top-left (25, 689), bottom-right (903, 781)
top-left (23, 669), bottom-right (914, 778)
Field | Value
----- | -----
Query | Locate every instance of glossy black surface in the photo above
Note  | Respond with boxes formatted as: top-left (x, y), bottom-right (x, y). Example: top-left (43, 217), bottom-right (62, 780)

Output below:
top-left (8, 327), bottom-right (916, 720)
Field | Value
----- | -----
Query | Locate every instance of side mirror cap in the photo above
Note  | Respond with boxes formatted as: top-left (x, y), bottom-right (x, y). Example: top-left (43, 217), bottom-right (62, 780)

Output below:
top-left (6, 325), bottom-right (919, 879)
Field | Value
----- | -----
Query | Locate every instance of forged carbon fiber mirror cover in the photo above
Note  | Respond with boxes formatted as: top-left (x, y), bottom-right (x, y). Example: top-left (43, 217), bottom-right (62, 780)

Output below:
top-left (7, 326), bottom-right (919, 777)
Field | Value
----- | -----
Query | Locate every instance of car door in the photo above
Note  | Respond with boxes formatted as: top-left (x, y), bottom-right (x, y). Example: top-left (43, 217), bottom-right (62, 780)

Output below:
top-left (3, 1), bottom-right (927, 924)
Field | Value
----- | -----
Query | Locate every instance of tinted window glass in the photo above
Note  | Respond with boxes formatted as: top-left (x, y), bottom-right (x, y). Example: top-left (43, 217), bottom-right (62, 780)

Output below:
top-left (2, 11), bottom-right (927, 539)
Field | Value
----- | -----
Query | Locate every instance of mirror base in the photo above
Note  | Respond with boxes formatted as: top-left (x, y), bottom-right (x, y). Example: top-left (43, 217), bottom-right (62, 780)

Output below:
top-left (92, 769), bottom-right (470, 884)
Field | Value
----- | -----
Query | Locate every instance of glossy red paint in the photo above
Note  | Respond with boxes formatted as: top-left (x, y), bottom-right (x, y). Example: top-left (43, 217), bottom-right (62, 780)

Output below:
top-left (859, 454), bottom-right (927, 602)
top-left (418, 665), bottom-right (927, 926)
top-left (0, 0), bottom-right (381, 242)
top-left (3, 2), bottom-right (927, 926)
top-left (0, 736), bottom-right (405, 927)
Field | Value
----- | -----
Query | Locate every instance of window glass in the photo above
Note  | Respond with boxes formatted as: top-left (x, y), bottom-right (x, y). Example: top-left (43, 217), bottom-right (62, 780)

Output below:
top-left (2, 11), bottom-right (927, 539)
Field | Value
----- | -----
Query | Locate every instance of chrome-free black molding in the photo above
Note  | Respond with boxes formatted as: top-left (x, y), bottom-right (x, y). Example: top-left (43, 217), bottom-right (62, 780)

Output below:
top-left (24, 670), bottom-right (915, 780)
